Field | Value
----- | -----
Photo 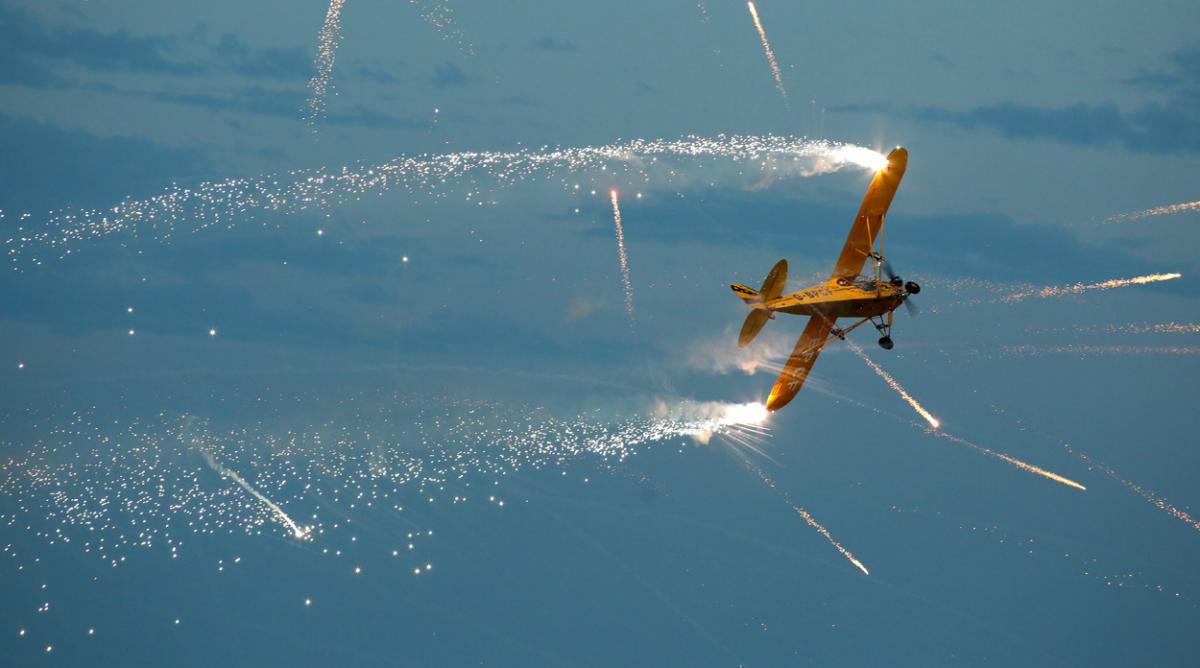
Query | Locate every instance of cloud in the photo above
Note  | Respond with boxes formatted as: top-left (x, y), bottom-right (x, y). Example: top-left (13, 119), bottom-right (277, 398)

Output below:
top-left (0, 112), bottom-right (212, 211)
top-left (1125, 46), bottom-right (1200, 101)
top-left (0, 4), bottom-right (199, 76)
top-left (430, 61), bottom-right (468, 87)
top-left (532, 36), bottom-right (579, 53)
top-left (914, 47), bottom-right (1200, 155)
top-left (148, 87), bottom-right (424, 129)
top-left (0, 6), bottom-right (312, 85)
top-left (212, 33), bottom-right (312, 81)
top-left (914, 101), bottom-right (1200, 155)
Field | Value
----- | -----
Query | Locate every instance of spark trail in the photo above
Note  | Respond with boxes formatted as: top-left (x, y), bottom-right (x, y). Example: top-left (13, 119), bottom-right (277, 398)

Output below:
top-left (1027, 322), bottom-right (1200, 336)
top-left (746, 2), bottom-right (787, 98)
top-left (845, 340), bottom-right (941, 429)
top-left (1054, 439), bottom-right (1198, 531)
top-left (748, 464), bottom-right (869, 575)
top-left (307, 0), bottom-right (348, 124)
top-left (814, 387), bottom-right (1086, 491)
top-left (1001, 273), bottom-right (1182, 303)
top-left (1105, 200), bottom-right (1200, 224)
top-left (609, 190), bottom-right (635, 325)
top-left (196, 445), bottom-right (310, 540)
top-left (6, 135), bottom-right (885, 268)
top-left (1004, 345), bottom-right (1200, 357)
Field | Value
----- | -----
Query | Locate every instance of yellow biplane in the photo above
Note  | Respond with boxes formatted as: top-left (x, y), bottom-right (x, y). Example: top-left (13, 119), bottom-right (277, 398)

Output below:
top-left (731, 147), bottom-right (917, 411)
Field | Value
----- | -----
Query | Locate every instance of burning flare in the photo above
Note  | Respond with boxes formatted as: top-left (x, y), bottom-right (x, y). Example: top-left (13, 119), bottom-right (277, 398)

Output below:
top-left (1001, 273), bottom-right (1181, 303)
top-left (746, 2), bottom-right (787, 98)
top-left (933, 431), bottom-right (1086, 491)
top-left (846, 340), bottom-right (940, 429)
top-left (750, 464), bottom-right (869, 575)
top-left (609, 190), bottom-right (635, 325)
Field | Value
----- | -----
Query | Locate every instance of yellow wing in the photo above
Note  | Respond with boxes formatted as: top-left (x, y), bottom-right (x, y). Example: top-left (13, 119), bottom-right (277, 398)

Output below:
top-left (830, 147), bottom-right (908, 279)
top-left (766, 316), bottom-right (836, 412)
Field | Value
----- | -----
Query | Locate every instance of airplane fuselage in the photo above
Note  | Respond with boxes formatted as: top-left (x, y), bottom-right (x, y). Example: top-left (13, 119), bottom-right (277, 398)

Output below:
top-left (763, 276), bottom-right (906, 319)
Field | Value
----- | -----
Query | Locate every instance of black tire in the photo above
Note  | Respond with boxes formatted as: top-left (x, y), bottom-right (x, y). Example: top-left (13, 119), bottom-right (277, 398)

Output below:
top-left (905, 281), bottom-right (921, 295)
top-left (878, 336), bottom-right (894, 350)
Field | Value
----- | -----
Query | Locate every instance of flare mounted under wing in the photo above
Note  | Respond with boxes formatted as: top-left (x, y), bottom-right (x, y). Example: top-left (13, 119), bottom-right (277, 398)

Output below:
top-left (830, 147), bottom-right (908, 279)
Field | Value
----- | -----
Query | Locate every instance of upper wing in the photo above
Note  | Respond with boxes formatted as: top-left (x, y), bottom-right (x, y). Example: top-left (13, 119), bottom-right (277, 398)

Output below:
top-left (766, 315), bottom-right (836, 411)
top-left (830, 147), bottom-right (908, 279)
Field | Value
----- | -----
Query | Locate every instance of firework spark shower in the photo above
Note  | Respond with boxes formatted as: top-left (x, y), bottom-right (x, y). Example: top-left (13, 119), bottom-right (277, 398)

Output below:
top-left (4, 136), bottom-right (885, 267)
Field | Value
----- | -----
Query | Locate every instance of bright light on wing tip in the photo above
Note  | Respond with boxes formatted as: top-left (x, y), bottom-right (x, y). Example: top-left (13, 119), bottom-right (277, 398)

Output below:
top-left (722, 402), bottom-right (769, 427)
top-left (837, 146), bottom-right (890, 172)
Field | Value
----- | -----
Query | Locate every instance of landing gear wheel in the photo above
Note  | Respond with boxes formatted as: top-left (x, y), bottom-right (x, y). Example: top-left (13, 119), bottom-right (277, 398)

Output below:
top-left (905, 281), bottom-right (921, 295)
top-left (878, 336), bottom-right (894, 350)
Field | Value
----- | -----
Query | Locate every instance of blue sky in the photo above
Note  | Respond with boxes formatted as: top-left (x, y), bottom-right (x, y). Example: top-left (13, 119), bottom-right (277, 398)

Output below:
top-left (2, 1), bottom-right (1199, 665)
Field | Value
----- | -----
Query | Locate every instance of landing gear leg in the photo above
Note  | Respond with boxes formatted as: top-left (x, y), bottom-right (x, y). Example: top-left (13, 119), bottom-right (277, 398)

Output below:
top-left (871, 311), bottom-right (896, 350)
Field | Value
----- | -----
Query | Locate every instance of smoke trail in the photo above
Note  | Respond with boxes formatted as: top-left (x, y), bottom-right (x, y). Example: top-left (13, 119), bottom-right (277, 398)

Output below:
top-left (1105, 200), bottom-right (1200, 224)
top-left (307, 0), bottom-right (348, 124)
top-left (746, 2), bottom-right (787, 98)
top-left (196, 446), bottom-right (310, 540)
top-left (7, 135), bottom-right (885, 267)
top-left (609, 190), bottom-right (635, 325)
top-left (844, 340), bottom-right (941, 429)
top-left (748, 464), bottom-right (869, 575)
top-left (1000, 273), bottom-right (1181, 303)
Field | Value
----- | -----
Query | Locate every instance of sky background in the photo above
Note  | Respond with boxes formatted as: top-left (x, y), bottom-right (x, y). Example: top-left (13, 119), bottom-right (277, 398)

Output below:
top-left (2, 1), bottom-right (1199, 665)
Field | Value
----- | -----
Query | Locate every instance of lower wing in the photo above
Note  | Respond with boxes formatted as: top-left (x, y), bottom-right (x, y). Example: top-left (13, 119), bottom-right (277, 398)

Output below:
top-left (766, 316), bottom-right (836, 411)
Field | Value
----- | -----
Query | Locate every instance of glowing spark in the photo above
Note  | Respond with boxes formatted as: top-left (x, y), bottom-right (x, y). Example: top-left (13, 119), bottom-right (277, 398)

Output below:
top-left (751, 465), bottom-right (869, 575)
top-left (845, 340), bottom-right (940, 429)
top-left (609, 190), bottom-right (635, 325)
top-left (8, 135), bottom-right (885, 267)
top-left (746, 2), bottom-right (787, 98)
top-left (196, 446), bottom-right (310, 540)
top-left (1105, 200), bottom-right (1200, 224)
top-left (409, 1), bottom-right (473, 52)
top-left (1000, 273), bottom-right (1181, 303)
top-left (307, 0), bottom-right (347, 124)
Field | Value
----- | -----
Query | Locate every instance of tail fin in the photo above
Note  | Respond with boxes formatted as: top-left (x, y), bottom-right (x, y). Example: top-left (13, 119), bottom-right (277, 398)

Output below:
top-left (732, 259), bottom-right (788, 348)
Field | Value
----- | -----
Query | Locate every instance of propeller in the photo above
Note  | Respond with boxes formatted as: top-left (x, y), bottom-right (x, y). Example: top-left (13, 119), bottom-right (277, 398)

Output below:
top-left (884, 259), bottom-right (921, 316)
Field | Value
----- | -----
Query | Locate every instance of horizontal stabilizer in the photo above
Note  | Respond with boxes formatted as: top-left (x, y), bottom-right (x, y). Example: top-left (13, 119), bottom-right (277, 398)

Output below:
top-left (739, 309), bottom-right (771, 348)
top-left (731, 283), bottom-right (760, 303)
